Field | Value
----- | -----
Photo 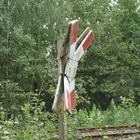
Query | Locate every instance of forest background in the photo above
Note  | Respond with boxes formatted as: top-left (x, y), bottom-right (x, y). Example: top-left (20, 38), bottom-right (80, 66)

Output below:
top-left (0, 0), bottom-right (140, 139)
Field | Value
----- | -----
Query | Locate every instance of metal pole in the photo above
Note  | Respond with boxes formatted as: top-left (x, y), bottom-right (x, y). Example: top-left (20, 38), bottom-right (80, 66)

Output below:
top-left (58, 96), bottom-right (67, 140)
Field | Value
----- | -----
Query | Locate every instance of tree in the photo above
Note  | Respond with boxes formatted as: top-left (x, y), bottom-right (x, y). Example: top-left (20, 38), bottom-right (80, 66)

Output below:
top-left (0, 0), bottom-right (140, 115)
top-left (73, 0), bottom-right (140, 109)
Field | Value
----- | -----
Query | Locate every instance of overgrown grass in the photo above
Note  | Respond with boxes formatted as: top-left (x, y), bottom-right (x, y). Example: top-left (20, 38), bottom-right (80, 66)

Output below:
top-left (0, 99), bottom-right (140, 139)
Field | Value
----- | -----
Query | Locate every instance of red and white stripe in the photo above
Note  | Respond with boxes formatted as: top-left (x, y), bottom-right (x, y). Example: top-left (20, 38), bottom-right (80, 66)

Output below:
top-left (69, 20), bottom-right (78, 45)
top-left (63, 20), bottom-right (78, 111)
top-left (74, 30), bottom-right (94, 61)
top-left (64, 20), bottom-right (94, 112)
top-left (68, 20), bottom-right (79, 59)
top-left (64, 77), bottom-right (76, 111)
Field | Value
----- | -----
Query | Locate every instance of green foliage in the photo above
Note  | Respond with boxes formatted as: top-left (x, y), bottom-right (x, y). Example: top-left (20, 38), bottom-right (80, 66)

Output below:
top-left (0, 0), bottom-right (73, 112)
top-left (0, 96), bottom-right (58, 140)
top-left (0, 100), bottom-right (140, 139)
top-left (0, 0), bottom-right (140, 112)
top-left (0, 80), bottom-right (28, 118)
top-left (103, 136), bottom-right (111, 140)
top-left (0, 0), bottom-right (140, 139)
top-left (73, 0), bottom-right (140, 109)
top-left (67, 99), bottom-right (140, 131)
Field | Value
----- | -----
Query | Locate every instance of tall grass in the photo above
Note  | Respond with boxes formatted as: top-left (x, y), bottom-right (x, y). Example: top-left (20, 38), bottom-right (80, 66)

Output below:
top-left (0, 98), bottom-right (140, 139)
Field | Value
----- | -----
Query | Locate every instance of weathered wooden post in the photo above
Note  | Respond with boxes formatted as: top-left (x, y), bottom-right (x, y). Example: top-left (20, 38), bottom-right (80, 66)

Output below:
top-left (52, 19), bottom-right (94, 140)
top-left (58, 98), bottom-right (67, 140)
top-left (57, 38), bottom-right (68, 140)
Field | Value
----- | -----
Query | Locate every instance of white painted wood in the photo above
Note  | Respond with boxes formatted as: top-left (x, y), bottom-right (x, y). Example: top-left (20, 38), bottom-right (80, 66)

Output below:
top-left (52, 75), bottom-right (63, 112)
top-left (74, 30), bottom-right (93, 61)
top-left (64, 76), bottom-right (70, 110)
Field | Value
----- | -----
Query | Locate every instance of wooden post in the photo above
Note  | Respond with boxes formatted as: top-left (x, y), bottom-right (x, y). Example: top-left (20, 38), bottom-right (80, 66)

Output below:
top-left (58, 43), bottom-right (68, 140)
top-left (58, 97), bottom-right (67, 140)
